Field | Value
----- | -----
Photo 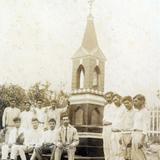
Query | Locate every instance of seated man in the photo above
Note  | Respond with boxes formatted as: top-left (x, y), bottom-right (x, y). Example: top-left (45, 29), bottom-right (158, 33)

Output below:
top-left (55, 115), bottom-right (79, 160)
top-left (11, 118), bottom-right (42, 160)
top-left (1, 117), bottom-right (25, 160)
top-left (31, 118), bottom-right (58, 160)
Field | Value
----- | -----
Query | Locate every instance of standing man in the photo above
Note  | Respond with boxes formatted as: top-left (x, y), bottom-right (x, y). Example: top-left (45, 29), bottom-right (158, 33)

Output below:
top-left (30, 118), bottom-right (58, 160)
top-left (54, 115), bottom-right (79, 160)
top-left (120, 96), bottom-right (135, 160)
top-left (20, 101), bottom-right (36, 129)
top-left (45, 100), bottom-right (69, 129)
top-left (111, 94), bottom-right (125, 160)
top-left (131, 94), bottom-right (149, 160)
top-left (35, 99), bottom-right (46, 129)
top-left (102, 91), bottom-right (115, 160)
top-left (2, 99), bottom-right (21, 143)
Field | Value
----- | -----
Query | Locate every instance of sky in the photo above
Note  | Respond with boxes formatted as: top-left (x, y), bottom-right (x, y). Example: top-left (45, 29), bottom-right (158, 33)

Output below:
top-left (0, 0), bottom-right (160, 106)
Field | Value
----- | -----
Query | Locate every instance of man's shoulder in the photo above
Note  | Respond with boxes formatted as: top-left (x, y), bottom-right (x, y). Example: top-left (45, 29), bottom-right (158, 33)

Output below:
top-left (69, 125), bottom-right (77, 131)
top-left (20, 127), bottom-right (26, 133)
top-left (10, 127), bottom-right (16, 132)
top-left (4, 107), bottom-right (10, 111)
top-left (43, 130), bottom-right (49, 135)
top-left (20, 110), bottom-right (26, 114)
top-left (15, 107), bottom-right (21, 112)
top-left (59, 125), bottom-right (77, 131)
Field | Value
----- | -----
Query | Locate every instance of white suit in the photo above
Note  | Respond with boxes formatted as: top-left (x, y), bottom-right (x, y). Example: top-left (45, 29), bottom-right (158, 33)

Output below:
top-left (11, 127), bottom-right (42, 160)
top-left (121, 109), bottom-right (135, 160)
top-left (1, 127), bottom-right (25, 160)
top-left (102, 103), bottom-right (116, 160)
top-left (111, 105), bottom-right (125, 160)
top-left (20, 110), bottom-right (35, 129)
top-left (131, 107), bottom-right (149, 160)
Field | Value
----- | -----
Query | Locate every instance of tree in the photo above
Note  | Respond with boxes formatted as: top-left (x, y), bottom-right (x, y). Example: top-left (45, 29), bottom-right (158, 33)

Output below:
top-left (0, 84), bottom-right (27, 128)
top-left (27, 81), bottom-right (69, 107)
top-left (0, 84), bottom-right (27, 108)
top-left (0, 82), bottom-right (69, 128)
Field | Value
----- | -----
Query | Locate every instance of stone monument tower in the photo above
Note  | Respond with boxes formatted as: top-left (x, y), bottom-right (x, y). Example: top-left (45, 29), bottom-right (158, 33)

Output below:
top-left (69, 1), bottom-right (106, 157)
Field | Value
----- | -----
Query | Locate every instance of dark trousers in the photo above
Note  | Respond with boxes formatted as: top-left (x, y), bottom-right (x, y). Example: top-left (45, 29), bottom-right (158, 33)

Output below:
top-left (33, 144), bottom-right (56, 160)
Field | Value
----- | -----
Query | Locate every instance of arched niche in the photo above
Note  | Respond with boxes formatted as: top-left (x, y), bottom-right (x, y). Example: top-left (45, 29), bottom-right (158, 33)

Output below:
top-left (77, 65), bottom-right (85, 89)
top-left (75, 107), bottom-right (84, 125)
top-left (92, 66), bottom-right (100, 88)
top-left (91, 108), bottom-right (100, 125)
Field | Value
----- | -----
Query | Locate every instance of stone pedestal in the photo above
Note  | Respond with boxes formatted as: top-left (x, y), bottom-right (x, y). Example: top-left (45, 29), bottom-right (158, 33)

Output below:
top-left (69, 90), bottom-right (105, 158)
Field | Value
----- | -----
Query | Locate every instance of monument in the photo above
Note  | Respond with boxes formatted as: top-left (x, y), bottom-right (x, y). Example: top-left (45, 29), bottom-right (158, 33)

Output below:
top-left (69, 1), bottom-right (106, 158)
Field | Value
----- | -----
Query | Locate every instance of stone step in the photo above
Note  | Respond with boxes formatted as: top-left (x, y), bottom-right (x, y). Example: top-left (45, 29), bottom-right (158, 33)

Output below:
top-left (64, 155), bottom-right (104, 160)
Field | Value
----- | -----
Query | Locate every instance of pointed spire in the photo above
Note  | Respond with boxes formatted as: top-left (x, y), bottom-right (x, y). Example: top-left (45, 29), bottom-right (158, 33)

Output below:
top-left (88, 0), bottom-right (95, 15)
top-left (72, 0), bottom-right (106, 61)
top-left (81, 14), bottom-right (98, 52)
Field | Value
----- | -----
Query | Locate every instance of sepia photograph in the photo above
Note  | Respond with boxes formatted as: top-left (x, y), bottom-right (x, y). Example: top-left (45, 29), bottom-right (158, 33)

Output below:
top-left (0, 0), bottom-right (160, 159)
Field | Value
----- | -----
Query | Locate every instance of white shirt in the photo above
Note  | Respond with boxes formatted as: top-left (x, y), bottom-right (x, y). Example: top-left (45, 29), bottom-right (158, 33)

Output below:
top-left (103, 103), bottom-right (116, 124)
top-left (35, 108), bottom-right (46, 123)
top-left (8, 127), bottom-right (25, 145)
top-left (20, 110), bottom-right (35, 129)
top-left (2, 107), bottom-right (20, 127)
top-left (133, 107), bottom-right (150, 135)
top-left (121, 108), bottom-right (135, 130)
top-left (46, 106), bottom-right (68, 128)
top-left (24, 128), bottom-right (42, 146)
top-left (41, 129), bottom-right (58, 144)
top-left (112, 105), bottom-right (126, 130)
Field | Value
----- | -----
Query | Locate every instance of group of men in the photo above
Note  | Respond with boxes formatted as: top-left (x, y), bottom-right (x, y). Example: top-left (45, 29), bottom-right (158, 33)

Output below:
top-left (103, 92), bottom-right (149, 160)
top-left (1, 92), bottom-right (150, 160)
top-left (1, 99), bottom-right (79, 160)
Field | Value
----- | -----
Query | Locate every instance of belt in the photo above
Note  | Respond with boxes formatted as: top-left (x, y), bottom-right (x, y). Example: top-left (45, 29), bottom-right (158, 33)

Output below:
top-left (6, 125), bottom-right (15, 128)
top-left (122, 130), bottom-right (132, 134)
top-left (103, 123), bottom-right (112, 126)
top-left (133, 129), bottom-right (142, 132)
top-left (112, 129), bottom-right (121, 132)
top-left (39, 122), bottom-right (45, 124)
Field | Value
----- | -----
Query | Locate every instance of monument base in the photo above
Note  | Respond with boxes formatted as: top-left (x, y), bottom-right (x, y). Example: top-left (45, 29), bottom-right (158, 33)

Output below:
top-left (69, 92), bottom-right (105, 159)
top-left (74, 126), bottom-right (104, 159)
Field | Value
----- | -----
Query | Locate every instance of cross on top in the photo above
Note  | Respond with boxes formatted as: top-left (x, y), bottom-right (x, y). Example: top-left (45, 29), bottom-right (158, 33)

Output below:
top-left (88, 0), bottom-right (95, 14)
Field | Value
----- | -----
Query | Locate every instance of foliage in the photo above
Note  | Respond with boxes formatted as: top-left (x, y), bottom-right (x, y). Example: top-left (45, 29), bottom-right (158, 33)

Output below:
top-left (0, 82), bottom-right (69, 108)
top-left (27, 81), bottom-right (69, 107)
top-left (0, 84), bottom-right (27, 109)
top-left (27, 81), bottom-right (53, 106)
top-left (0, 82), bottom-right (69, 128)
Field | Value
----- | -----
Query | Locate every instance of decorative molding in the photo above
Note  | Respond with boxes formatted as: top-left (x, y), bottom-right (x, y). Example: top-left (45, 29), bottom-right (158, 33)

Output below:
top-left (96, 59), bottom-right (99, 66)
top-left (80, 58), bottom-right (83, 65)
top-left (69, 93), bottom-right (106, 106)
top-left (78, 132), bottom-right (102, 139)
